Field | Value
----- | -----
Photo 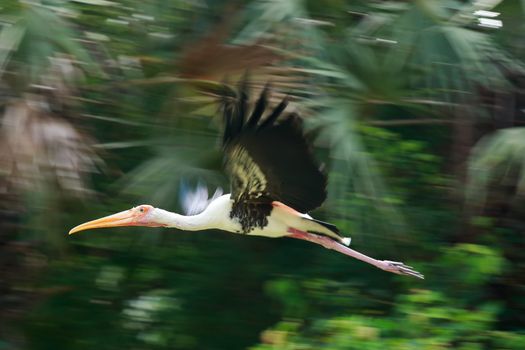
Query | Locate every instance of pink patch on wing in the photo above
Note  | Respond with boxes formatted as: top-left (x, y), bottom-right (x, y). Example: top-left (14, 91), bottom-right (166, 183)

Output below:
top-left (272, 201), bottom-right (301, 216)
top-left (287, 227), bottom-right (343, 250)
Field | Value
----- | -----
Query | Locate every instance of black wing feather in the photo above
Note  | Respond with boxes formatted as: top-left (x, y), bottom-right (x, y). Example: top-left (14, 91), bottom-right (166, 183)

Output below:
top-left (246, 84), bottom-right (268, 128)
top-left (259, 96), bottom-right (288, 130)
top-left (235, 79), bottom-right (248, 134)
top-left (222, 83), bottom-right (327, 214)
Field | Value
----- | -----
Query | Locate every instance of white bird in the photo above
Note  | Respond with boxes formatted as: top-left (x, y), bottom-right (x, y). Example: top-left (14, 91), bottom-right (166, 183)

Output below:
top-left (69, 81), bottom-right (423, 279)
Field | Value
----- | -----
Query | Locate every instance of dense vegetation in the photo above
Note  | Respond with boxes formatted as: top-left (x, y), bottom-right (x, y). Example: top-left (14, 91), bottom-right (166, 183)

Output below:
top-left (1, 1), bottom-right (525, 349)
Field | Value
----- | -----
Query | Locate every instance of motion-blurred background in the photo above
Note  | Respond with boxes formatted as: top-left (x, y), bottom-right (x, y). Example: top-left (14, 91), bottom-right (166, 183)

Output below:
top-left (1, 0), bottom-right (525, 349)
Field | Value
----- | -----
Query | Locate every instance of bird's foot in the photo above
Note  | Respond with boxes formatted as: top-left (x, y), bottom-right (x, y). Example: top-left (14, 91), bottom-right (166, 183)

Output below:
top-left (379, 260), bottom-right (424, 279)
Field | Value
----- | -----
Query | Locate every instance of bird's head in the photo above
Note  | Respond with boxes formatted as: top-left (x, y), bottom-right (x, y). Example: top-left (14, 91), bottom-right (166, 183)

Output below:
top-left (69, 205), bottom-right (166, 235)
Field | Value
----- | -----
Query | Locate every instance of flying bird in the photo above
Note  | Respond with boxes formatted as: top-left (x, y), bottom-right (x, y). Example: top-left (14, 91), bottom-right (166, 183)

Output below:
top-left (69, 82), bottom-right (423, 279)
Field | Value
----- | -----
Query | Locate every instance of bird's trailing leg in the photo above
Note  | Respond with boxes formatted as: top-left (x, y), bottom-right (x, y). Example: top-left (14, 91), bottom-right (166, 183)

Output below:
top-left (287, 228), bottom-right (424, 279)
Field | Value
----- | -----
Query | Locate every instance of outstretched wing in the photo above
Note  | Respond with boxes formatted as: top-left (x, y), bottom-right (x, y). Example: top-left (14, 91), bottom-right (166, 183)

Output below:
top-left (179, 180), bottom-right (223, 215)
top-left (221, 81), bottom-right (327, 214)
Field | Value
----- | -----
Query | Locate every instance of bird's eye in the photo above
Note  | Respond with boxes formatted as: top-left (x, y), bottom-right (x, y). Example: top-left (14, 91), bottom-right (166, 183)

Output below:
top-left (139, 207), bottom-right (144, 213)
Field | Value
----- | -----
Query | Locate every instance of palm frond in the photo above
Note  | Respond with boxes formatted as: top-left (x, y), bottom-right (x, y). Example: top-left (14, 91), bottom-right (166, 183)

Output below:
top-left (0, 97), bottom-right (102, 195)
top-left (308, 100), bottom-right (407, 238)
top-left (0, 22), bottom-right (25, 77)
top-left (119, 131), bottom-right (223, 211)
top-left (466, 127), bottom-right (525, 209)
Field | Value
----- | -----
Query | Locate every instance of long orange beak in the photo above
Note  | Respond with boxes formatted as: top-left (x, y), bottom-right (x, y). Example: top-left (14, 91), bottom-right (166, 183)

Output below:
top-left (69, 209), bottom-right (136, 235)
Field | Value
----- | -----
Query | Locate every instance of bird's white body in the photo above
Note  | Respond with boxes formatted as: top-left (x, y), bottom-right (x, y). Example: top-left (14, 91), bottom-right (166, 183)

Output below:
top-left (158, 194), bottom-right (297, 238)
top-left (153, 194), bottom-right (350, 246)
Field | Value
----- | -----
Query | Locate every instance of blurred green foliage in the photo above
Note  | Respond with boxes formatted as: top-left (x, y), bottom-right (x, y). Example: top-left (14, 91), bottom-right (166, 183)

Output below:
top-left (1, 0), bottom-right (525, 349)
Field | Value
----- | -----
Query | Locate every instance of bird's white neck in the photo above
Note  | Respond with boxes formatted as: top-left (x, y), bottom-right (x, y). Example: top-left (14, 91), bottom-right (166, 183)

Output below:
top-left (149, 195), bottom-right (234, 232)
top-left (153, 208), bottom-right (213, 231)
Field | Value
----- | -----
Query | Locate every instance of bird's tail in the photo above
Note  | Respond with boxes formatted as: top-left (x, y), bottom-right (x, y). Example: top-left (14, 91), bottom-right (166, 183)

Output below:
top-left (271, 201), bottom-right (351, 246)
top-left (301, 217), bottom-right (351, 246)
